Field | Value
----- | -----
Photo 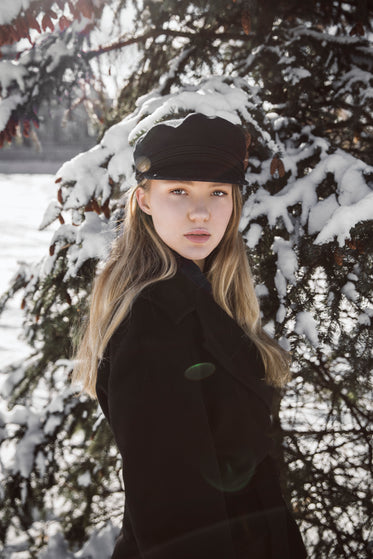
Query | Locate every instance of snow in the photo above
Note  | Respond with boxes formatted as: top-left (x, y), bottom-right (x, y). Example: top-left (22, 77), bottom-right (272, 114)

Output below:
top-left (74, 521), bottom-right (119, 559)
top-left (0, 0), bottom-right (32, 25)
top-left (255, 283), bottom-right (269, 297)
top-left (358, 313), bottom-right (371, 325)
top-left (39, 200), bottom-right (62, 229)
top-left (283, 66), bottom-right (311, 85)
top-left (12, 411), bottom-right (44, 477)
top-left (0, 94), bottom-right (25, 132)
top-left (242, 147), bottom-right (373, 247)
top-left (341, 281), bottom-right (359, 302)
top-left (315, 191), bottom-right (373, 246)
top-left (294, 311), bottom-right (319, 346)
top-left (308, 194), bottom-right (339, 235)
top-left (44, 414), bottom-right (62, 435)
top-left (77, 470), bottom-right (91, 487)
top-left (0, 61), bottom-right (27, 94)
top-left (272, 238), bottom-right (297, 285)
top-left (64, 212), bottom-right (115, 280)
top-left (242, 222), bottom-right (263, 248)
top-left (45, 38), bottom-right (76, 73)
top-left (0, 174), bottom-right (58, 369)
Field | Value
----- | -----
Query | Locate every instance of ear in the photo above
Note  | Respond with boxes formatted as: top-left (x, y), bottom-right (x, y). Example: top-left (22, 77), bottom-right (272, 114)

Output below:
top-left (136, 187), bottom-right (152, 215)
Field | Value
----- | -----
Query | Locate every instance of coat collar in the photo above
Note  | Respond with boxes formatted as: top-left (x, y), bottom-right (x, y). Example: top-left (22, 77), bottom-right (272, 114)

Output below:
top-left (141, 269), bottom-right (275, 410)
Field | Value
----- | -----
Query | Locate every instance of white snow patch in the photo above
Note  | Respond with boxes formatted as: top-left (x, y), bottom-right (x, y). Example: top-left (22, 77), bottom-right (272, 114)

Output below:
top-left (0, 94), bottom-right (25, 132)
top-left (341, 281), bottom-right (359, 302)
top-left (77, 470), bottom-right (91, 487)
top-left (272, 238), bottom-right (297, 284)
top-left (308, 194), bottom-right (339, 235)
top-left (0, 0), bottom-right (32, 25)
top-left (294, 311), bottom-right (319, 347)
top-left (315, 191), bottom-right (373, 246)
top-left (0, 61), bottom-right (28, 93)
top-left (243, 223), bottom-right (263, 248)
top-left (255, 283), bottom-right (269, 297)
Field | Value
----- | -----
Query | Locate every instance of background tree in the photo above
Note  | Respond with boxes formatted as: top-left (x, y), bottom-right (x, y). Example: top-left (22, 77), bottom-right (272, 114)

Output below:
top-left (0, 1), bottom-right (372, 558)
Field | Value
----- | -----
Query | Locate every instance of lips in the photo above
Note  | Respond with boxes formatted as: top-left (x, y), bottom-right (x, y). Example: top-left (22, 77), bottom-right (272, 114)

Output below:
top-left (184, 230), bottom-right (211, 244)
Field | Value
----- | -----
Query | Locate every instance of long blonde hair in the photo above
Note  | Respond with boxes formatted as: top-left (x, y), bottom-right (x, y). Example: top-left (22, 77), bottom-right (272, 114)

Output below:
top-left (72, 180), bottom-right (291, 397)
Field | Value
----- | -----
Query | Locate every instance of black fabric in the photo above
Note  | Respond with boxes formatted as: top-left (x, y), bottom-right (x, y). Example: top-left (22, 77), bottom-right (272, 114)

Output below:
top-left (172, 251), bottom-right (213, 295)
top-left (96, 265), bottom-right (308, 559)
top-left (133, 113), bottom-right (249, 187)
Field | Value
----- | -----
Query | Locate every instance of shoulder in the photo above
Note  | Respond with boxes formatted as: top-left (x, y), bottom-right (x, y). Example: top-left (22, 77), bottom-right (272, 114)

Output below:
top-left (110, 270), bottom-right (199, 346)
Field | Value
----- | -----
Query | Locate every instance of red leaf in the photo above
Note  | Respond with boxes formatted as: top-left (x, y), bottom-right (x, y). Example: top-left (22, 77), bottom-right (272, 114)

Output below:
top-left (68, 0), bottom-right (81, 20)
top-left (241, 11), bottom-right (251, 35)
top-left (356, 240), bottom-right (365, 254)
top-left (26, 12), bottom-right (41, 34)
top-left (270, 155), bottom-right (285, 177)
top-left (350, 22), bottom-right (364, 36)
top-left (91, 199), bottom-right (101, 214)
top-left (16, 16), bottom-right (32, 43)
top-left (55, 177), bottom-right (62, 183)
top-left (102, 198), bottom-right (111, 219)
top-left (270, 156), bottom-right (277, 176)
top-left (77, 0), bottom-right (94, 19)
top-left (7, 118), bottom-right (17, 137)
top-left (22, 120), bottom-right (31, 138)
top-left (46, 9), bottom-right (58, 20)
top-left (277, 159), bottom-right (285, 177)
top-left (334, 250), bottom-right (343, 266)
top-left (244, 131), bottom-right (251, 149)
top-left (57, 187), bottom-right (63, 204)
top-left (0, 26), bottom-right (17, 47)
top-left (42, 14), bottom-right (54, 32)
top-left (59, 16), bottom-right (71, 31)
top-left (58, 213), bottom-right (65, 224)
top-left (49, 243), bottom-right (56, 256)
top-left (4, 128), bottom-right (12, 143)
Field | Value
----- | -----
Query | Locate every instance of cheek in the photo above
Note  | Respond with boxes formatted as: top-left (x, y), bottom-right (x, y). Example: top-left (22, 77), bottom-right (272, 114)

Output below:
top-left (150, 201), bottom-right (180, 239)
top-left (220, 201), bottom-right (233, 229)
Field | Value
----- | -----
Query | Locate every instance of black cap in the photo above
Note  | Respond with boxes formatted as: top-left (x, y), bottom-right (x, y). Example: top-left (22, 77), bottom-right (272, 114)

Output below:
top-left (133, 113), bottom-right (248, 187)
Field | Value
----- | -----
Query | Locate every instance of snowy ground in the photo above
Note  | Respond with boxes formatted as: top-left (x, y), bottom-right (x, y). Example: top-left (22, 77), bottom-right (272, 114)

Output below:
top-left (0, 174), bottom-right (58, 369)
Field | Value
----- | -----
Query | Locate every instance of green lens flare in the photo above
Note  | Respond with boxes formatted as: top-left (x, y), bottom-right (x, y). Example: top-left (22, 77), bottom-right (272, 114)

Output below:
top-left (200, 448), bottom-right (256, 493)
top-left (184, 362), bottom-right (216, 380)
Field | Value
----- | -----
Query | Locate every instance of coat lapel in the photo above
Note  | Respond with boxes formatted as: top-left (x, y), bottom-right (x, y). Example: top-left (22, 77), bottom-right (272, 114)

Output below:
top-left (192, 285), bottom-right (275, 411)
top-left (141, 270), bottom-right (275, 411)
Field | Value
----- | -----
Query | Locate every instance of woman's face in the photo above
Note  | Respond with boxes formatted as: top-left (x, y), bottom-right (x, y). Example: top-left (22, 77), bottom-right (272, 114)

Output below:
top-left (136, 179), bottom-right (233, 271)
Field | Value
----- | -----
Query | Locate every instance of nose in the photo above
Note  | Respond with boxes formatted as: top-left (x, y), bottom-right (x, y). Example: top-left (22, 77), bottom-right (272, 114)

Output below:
top-left (188, 199), bottom-right (210, 222)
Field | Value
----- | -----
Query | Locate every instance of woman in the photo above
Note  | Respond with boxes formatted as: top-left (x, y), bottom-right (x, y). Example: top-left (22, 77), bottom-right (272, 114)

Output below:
top-left (73, 113), bottom-right (308, 558)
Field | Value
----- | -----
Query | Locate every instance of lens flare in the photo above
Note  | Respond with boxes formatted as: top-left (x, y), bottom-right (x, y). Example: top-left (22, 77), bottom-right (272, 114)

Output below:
top-left (184, 362), bottom-right (216, 380)
top-left (200, 448), bottom-right (256, 493)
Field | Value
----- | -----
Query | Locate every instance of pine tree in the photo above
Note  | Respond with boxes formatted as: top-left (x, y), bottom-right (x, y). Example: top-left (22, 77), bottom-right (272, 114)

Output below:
top-left (0, 1), bottom-right (372, 558)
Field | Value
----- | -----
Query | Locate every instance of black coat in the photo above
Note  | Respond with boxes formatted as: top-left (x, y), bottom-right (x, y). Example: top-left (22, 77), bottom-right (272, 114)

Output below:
top-left (96, 258), bottom-right (307, 559)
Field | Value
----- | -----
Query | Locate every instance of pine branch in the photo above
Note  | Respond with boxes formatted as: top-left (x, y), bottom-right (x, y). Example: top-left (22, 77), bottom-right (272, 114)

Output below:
top-left (82, 27), bottom-right (250, 61)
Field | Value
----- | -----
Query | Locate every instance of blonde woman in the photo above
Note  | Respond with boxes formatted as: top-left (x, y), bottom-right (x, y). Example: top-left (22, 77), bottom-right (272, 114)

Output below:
top-left (73, 113), bottom-right (307, 559)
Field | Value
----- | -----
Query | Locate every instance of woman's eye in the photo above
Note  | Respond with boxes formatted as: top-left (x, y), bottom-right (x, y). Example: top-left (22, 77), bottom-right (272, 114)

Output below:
top-left (170, 188), bottom-right (186, 195)
top-left (212, 190), bottom-right (228, 197)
